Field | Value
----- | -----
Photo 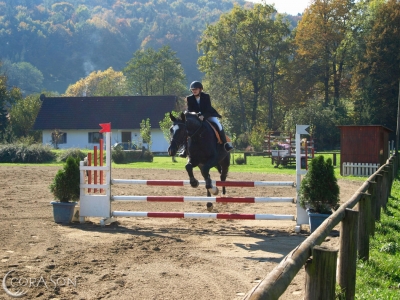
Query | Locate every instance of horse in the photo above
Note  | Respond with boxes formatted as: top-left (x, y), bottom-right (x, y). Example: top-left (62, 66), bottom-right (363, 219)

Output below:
top-left (167, 112), bottom-right (230, 211)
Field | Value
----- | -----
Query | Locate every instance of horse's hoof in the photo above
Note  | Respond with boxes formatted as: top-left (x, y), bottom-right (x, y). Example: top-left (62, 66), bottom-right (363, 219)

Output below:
top-left (206, 202), bottom-right (213, 212)
top-left (190, 179), bottom-right (199, 188)
top-left (208, 186), bottom-right (218, 195)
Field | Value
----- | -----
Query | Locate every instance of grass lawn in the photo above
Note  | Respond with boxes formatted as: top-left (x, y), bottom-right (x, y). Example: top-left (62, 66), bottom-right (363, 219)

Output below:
top-left (354, 177), bottom-right (400, 299)
top-left (2, 151), bottom-right (363, 181)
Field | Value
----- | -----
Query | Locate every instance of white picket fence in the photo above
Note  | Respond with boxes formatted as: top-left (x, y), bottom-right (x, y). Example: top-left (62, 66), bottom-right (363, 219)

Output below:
top-left (342, 162), bottom-right (380, 177)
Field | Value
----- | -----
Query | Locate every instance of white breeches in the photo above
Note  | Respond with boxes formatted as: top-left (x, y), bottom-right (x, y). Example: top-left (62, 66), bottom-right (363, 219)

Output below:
top-left (207, 116), bottom-right (222, 131)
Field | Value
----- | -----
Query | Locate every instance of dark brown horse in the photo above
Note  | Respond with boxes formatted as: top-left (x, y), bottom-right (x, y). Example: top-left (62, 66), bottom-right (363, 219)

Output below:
top-left (167, 112), bottom-right (230, 210)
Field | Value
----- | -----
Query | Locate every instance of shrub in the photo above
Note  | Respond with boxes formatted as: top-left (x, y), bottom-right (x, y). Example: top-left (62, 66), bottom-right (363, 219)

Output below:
top-left (49, 157), bottom-right (80, 202)
top-left (235, 156), bottom-right (245, 165)
top-left (58, 148), bottom-right (86, 162)
top-left (111, 145), bottom-right (126, 164)
top-left (0, 144), bottom-right (55, 163)
top-left (299, 155), bottom-right (340, 214)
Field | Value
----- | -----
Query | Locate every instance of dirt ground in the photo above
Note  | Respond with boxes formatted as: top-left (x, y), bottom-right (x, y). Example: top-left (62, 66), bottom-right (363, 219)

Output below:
top-left (0, 166), bottom-right (362, 300)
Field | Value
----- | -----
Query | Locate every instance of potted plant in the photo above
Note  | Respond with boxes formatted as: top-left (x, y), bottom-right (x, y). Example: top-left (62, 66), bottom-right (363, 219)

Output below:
top-left (49, 156), bottom-right (80, 223)
top-left (299, 155), bottom-right (340, 233)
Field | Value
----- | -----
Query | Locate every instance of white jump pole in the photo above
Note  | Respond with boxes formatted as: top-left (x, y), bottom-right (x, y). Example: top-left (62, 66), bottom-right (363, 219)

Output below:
top-left (295, 125), bottom-right (309, 233)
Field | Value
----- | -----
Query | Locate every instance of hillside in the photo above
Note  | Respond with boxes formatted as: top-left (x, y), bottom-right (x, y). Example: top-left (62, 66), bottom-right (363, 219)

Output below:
top-left (0, 0), bottom-right (300, 94)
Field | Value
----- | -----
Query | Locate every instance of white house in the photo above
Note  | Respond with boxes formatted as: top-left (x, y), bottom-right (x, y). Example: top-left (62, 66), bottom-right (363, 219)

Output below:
top-left (33, 94), bottom-right (179, 152)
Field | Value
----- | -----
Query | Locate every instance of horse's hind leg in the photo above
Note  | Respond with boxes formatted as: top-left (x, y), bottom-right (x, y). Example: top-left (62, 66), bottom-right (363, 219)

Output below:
top-left (220, 156), bottom-right (230, 196)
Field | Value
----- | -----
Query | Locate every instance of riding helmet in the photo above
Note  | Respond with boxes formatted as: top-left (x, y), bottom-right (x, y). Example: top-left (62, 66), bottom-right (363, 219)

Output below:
top-left (190, 81), bottom-right (203, 90)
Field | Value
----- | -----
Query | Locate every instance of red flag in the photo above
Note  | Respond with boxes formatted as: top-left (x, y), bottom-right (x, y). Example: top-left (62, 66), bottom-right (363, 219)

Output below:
top-left (99, 123), bottom-right (111, 133)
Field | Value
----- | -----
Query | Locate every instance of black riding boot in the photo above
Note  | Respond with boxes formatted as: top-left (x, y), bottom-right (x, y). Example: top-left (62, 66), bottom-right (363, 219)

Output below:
top-left (220, 130), bottom-right (233, 152)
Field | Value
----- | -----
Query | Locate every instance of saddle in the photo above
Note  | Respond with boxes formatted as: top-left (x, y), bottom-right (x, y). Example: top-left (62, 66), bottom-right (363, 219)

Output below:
top-left (205, 120), bottom-right (231, 144)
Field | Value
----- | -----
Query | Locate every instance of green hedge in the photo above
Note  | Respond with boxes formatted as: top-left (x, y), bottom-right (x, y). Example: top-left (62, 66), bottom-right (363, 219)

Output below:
top-left (0, 144), bottom-right (55, 163)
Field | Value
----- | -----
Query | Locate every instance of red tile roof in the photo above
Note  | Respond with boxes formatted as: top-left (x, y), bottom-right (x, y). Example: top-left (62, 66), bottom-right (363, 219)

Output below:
top-left (33, 95), bottom-right (178, 130)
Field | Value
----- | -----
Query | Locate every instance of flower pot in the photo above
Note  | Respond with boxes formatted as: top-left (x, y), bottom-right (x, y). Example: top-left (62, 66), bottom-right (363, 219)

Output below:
top-left (50, 201), bottom-right (77, 224)
top-left (307, 210), bottom-right (331, 233)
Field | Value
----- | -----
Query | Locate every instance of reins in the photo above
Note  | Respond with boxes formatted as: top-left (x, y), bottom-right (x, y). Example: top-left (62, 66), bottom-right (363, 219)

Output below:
top-left (188, 119), bottom-right (203, 139)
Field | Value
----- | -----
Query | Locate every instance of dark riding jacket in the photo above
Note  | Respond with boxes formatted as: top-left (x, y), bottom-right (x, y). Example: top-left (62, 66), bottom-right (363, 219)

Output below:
top-left (186, 92), bottom-right (222, 119)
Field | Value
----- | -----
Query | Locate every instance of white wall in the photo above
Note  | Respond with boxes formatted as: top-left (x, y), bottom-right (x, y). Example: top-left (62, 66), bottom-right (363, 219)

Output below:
top-left (42, 129), bottom-right (170, 152)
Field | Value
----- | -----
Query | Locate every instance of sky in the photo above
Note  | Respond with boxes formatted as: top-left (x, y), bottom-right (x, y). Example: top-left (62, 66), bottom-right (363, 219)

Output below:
top-left (247, 0), bottom-right (311, 15)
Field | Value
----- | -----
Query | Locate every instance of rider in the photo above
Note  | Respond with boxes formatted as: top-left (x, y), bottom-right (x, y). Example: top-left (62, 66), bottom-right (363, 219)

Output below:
top-left (179, 81), bottom-right (234, 158)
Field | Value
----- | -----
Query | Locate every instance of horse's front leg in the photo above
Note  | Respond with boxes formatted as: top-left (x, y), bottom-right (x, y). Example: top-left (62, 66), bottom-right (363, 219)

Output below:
top-left (201, 163), bottom-right (218, 196)
top-left (185, 160), bottom-right (199, 188)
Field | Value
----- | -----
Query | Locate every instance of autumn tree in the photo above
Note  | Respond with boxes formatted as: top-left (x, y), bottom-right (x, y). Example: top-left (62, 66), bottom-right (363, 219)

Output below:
top-left (64, 67), bottom-right (128, 96)
top-left (294, 0), bottom-right (354, 106)
top-left (348, 0), bottom-right (400, 131)
top-left (198, 4), bottom-right (291, 134)
top-left (124, 45), bottom-right (187, 96)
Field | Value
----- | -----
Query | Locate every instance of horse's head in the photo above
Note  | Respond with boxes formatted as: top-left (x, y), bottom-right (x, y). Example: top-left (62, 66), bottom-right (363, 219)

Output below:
top-left (167, 112), bottom-right (187, 156)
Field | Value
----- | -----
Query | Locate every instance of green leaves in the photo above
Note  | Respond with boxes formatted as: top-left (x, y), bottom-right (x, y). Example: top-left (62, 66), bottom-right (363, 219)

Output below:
top-left (123, 45), bottom-right (186, 96)
top-left (49, 156), bottom-right (80, 203)
top-left (198, 4), bottom-right (291, 133)
top-left (299, 155), bottom-right (340, 214)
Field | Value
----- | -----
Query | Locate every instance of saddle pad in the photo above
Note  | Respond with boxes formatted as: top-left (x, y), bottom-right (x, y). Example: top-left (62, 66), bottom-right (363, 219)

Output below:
top-left (206, 120), bottom-right (222, 144)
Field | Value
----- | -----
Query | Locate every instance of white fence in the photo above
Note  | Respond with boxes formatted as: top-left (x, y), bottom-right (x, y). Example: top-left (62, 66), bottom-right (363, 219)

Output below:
top-left (342, 162), bottom-right (380, 177)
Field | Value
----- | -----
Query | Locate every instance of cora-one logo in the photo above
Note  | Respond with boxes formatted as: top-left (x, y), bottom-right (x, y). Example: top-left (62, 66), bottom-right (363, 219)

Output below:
top-left (2, 270), bottom-right (27, 298)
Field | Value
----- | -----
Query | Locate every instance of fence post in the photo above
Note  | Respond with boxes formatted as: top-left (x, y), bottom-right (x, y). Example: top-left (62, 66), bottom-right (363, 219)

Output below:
top-left (357, 193), bottom-right (371, 261)
top-left (338, 208), bottom-right (359, 300)
top-left (367, 181), bottom-right (377, 236)
top-left (374, 174), bottom-right (383, 221)
top-left (305, 246), bottom-right (338, 300)
top-left (381, 168), bottom-right (389, 209)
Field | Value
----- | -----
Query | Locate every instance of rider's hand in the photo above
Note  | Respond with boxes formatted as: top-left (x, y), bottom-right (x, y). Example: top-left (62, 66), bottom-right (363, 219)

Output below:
top-left (199, 115), bottom-right (204, 121)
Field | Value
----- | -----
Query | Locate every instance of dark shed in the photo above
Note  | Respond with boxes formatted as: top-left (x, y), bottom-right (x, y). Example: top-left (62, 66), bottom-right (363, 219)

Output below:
top-left (337, 125), bottom-right (392, 175)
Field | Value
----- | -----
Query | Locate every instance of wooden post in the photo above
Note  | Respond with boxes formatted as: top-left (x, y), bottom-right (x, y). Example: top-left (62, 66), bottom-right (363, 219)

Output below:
top-left (94, 145), bottom-right (98, 193)
top-left (357, 193), bottom-right (371, 261)
top-left (305, 246), bottom-right (338, 300)
top-left (381, 169), bottom-right (388, 209)
top-left (333, 153), bottom-right (337, 166)
top-left (374, 174), bottom-right (383, 221)
top-left (338, 208), bottom-right (359, 300)
top-left (367, 180), bottom-right (377, 236)
top-left (87, 153), bottom-right (92, 193)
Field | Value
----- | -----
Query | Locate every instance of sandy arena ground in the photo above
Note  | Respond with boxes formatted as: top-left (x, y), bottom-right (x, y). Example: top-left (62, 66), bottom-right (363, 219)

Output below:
top-left (0, 166), bottom-right (362, 300)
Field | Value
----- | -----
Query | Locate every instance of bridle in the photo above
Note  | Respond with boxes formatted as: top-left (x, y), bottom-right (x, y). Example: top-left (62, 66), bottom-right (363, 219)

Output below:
top-left (170, 121), bottom-right (187, 149)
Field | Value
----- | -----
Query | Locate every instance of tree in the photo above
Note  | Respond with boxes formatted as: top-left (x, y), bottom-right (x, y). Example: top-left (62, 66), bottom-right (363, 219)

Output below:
top-left (0, 65), bottom-right (23, 142)
top-left (124, 45), bottom-right (187, 96)
top-left (64, 67), bottom-right (129, 96)
top-left (8, 93), bottom-right (42, 141)
top-left (159, 111), bottom-right (180, 162)
top-left (140, 118), bottom-right (152, 151)
top-left (198, 4), bottom-right (291, 134)
top-left (294, 0), bottom-right (354, 106)
top-left (2, 61), bottom-right (44, 95)
top-left (348, 0), bottom-right (400, 132)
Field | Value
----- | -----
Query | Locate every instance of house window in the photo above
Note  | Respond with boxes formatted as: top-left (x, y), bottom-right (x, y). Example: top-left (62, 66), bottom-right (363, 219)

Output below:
top-left (88, 132), bottom-right (104, 143)
top-left (51, 132), bottom-right (67, 144)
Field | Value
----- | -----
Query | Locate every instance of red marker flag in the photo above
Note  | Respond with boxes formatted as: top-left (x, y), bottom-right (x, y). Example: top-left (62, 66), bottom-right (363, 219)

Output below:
top-left (99, 123), bottom-right (111, 133)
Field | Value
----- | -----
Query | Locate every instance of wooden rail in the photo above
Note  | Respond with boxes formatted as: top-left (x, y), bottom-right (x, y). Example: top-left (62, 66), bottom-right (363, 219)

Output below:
top-left (243, 154), bottom-right (398, 300)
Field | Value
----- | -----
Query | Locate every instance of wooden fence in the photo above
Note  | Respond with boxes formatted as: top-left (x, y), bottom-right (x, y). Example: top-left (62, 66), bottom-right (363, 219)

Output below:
top-left (243, 154), bottom-right (398, 300)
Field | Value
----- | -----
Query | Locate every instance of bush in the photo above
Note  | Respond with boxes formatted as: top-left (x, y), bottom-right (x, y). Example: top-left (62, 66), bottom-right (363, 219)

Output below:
top-left (299, 155), bottom-right (340, 214)
top-left (49, 157), bottom-right (80, 202)
top-left (111, 145), bottom-right (126, 164)
top-left (111, 147), bottom-right (154, 164)
top-left (0, 143), bottom-right (55, 163)
top-left (58, 148), bottom-right (86, 162)
top-left (235, 156), bottom-right (245, 165)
